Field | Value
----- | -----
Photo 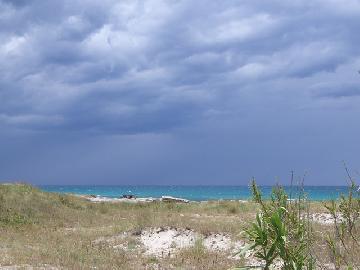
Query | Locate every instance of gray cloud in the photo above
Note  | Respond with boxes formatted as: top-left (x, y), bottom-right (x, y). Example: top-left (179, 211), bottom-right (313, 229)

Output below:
top-left (1, 0), bottom-right (359, 134)
top-left (313, 82), bottom-right (360, 98)
top-left (1, 0), bottom-right (360, 184)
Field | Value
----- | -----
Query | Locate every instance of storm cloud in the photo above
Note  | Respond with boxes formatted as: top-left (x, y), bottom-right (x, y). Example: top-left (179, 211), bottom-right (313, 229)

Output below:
top-left (0, 0), bottom-right (359, 185)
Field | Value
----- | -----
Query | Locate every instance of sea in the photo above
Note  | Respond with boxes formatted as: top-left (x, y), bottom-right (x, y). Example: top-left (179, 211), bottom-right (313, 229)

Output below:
top-left (38, 185), bottom-right (355, 201)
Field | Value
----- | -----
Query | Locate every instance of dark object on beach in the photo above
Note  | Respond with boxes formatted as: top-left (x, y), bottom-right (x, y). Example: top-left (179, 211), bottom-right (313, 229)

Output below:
top-left (89, 194), bottom-right (97, 198)
top-left (122, 194), bottom-right (136, 199)
top-left (161, 196), bottom-right (189, 203)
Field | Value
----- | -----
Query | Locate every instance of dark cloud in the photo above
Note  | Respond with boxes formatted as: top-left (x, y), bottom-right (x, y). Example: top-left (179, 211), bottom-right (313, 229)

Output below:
top-left (313, 82), bottom-right (360, 98)
top-left (1, 0), bottom-right (30, 7)
top-left (0, 0), bottom-right (360, 184)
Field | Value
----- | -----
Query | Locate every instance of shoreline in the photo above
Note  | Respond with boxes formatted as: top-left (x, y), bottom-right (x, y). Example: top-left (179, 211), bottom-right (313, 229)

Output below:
top-left (75, 193), bottom-right (328, 203)
top-left (76, 194), bottom-right (214, 203)
top-left (38, 184), bottom-right (352, 201)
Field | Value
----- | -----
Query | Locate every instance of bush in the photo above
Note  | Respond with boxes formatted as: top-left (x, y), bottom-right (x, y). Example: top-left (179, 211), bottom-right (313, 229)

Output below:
top-left (242, 180), bottom-right (315, 270)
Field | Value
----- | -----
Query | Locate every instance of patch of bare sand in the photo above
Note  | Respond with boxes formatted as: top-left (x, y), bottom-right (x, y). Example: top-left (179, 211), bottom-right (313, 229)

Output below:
top-left (95, 227), bottom-right (245, 258)
top-left (310, 213), bottom-right (345, 225)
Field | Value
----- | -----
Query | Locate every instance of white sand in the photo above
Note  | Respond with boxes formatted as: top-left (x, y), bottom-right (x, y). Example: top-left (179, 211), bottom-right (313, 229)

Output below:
top-left (310, 213), bottom-right (345, 225)
top-left (92, 227), bottom-right (292, 268)
top-left (140, 227), bottom-right (197, 257)
top-left (80, 195), bottom-right (158, 203)
top-left (97, 226), bottom-right (246, 258)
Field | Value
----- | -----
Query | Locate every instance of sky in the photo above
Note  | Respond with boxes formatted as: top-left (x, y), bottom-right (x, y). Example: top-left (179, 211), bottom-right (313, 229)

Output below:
top-left (0, 0), bottom-right (360, 185)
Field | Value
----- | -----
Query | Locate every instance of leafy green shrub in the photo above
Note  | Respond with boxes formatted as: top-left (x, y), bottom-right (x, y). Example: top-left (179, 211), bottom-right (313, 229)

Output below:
top-left (242, 180), bottom-right (315, 270)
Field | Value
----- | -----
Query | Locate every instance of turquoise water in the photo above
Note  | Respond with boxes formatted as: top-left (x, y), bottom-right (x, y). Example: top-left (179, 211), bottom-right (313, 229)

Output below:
top-left (38, 185), bottom-right (353, 201)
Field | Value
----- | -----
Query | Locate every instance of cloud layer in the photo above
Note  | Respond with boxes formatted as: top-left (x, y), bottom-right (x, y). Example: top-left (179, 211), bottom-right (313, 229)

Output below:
top-left (1, 0), bottom-right (360, 184)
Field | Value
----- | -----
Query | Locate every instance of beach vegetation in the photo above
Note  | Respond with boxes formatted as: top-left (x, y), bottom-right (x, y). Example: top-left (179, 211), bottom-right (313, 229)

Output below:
top-left (1, 181), bottom-right (359, 269)
top-left (243, 179), bottom-right (315, 269)
top-left (324, 178), bottom-right (360, 269)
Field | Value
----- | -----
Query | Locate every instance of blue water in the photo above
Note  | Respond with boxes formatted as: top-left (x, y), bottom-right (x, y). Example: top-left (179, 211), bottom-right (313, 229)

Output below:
top-left (38, 185), bottom-right (353, 201)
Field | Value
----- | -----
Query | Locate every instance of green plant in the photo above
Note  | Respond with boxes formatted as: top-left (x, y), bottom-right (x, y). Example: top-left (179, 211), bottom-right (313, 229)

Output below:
top-left (324, 176), bottom-right (360, 269)
top-left (242, 179), bottom-right (315, 270)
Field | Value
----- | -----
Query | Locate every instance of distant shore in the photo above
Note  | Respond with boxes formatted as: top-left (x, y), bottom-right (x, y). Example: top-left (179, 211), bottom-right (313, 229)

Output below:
top-left (77, 193), bottom-right (250, 204)
top-left (38, 184), bottom-right (351, 201)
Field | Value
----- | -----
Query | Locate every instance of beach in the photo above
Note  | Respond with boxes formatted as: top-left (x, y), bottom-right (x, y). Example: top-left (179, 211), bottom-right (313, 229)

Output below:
top-left (1, 184), bottom-right (357, 269)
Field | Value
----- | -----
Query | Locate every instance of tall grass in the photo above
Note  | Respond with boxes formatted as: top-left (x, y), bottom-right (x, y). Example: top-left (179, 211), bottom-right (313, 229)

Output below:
top-left (324, 182), bottom-right (360, 269)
